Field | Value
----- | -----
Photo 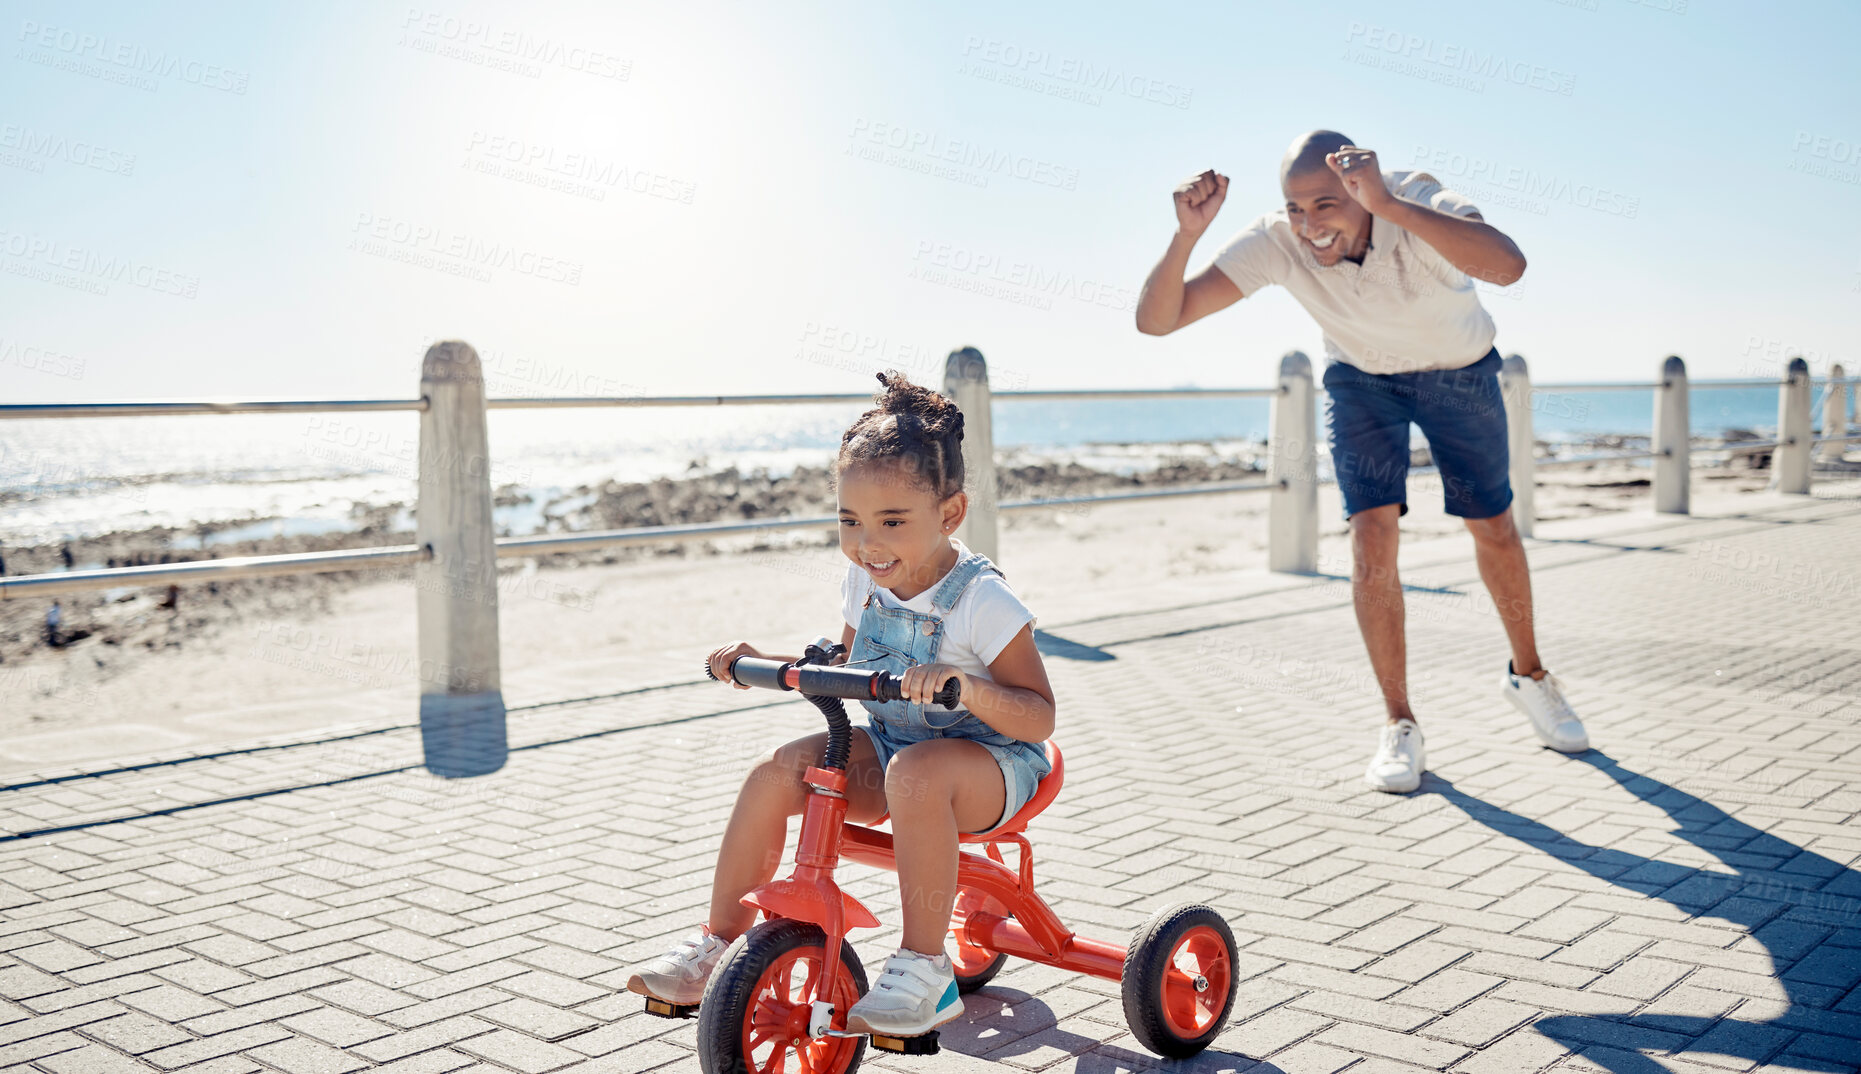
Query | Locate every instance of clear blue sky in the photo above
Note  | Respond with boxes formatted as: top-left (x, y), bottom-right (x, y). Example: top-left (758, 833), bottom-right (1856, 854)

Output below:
top-left (2, 0), bottom-right (1856, 404)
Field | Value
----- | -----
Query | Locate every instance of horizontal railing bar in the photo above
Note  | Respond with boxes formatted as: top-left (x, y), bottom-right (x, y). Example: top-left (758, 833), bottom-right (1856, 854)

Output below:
top-left (485, 393), bottom-right (872, 409)
top-left (0, 400), bottom-right (428, 420)
top-left (995, 388), bottom-right (1283, 401)
top-left (4, 424), bottom-right (1841, 596)
top-left (0, 479), bottom-right (1290, 590)
top-left (1813, 434), bottom-right (1861, 446)
top-left (1713, 440), bottom-right (1783, 455)
top-left (496, 516), bottom-right (837, 555)
top-left (1687, 379), bottom-right (1803, 390)
top-left (491, 478), bottom-right (1288, 556)
top-left (0, 545), bottom-right (430, 601)
top-left (1535, 451), bottom-right (1664, 468)
top-left (998, 479), bottom-right (1281, 510)
top-left (1534, 379), bottom-right (1840, 392)
top-left (5, 379), bottom-right (1842, 420)
top-left (487, 381), bottom-right (1825, 407)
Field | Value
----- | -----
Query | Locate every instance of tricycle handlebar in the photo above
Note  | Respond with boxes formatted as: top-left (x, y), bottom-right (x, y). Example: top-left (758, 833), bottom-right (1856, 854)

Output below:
top-left (706, 655), bottom-right (962, 710)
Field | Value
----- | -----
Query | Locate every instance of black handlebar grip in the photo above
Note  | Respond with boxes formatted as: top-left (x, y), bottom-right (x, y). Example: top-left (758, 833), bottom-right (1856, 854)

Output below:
top-left (730, 657), bottom-right (793, 692)
top-left (703, 658), bottom-right (719, 681)
top-left (875, 671), bottom-right (963, 710)
top-left (789, 664), bottom-right (879, 700)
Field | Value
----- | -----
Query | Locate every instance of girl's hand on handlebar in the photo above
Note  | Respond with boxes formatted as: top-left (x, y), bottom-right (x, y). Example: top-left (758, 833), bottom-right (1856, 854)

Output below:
top-left (901, 663), bottom-right (966, 707)
top-left (708, 642), bottom-right (762, 689)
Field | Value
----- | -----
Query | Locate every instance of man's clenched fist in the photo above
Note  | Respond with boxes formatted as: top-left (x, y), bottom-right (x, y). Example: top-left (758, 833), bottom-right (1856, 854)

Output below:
top-left (1325, 145), bottom-right (1395, 214)
top-left (1173, 168), bottom-right (1228, 237)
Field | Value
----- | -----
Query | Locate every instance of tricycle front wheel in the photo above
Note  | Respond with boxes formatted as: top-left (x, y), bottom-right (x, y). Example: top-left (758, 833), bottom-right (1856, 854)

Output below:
top-left (1121, 903), bottom-right (1239, 1058)
top-left (697, 918), bottom-right (868, 1074)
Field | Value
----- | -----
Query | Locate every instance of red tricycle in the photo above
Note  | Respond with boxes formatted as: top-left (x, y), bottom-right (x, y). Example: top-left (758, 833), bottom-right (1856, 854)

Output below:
top-left (643, 640), bottom-right (1240, 1073)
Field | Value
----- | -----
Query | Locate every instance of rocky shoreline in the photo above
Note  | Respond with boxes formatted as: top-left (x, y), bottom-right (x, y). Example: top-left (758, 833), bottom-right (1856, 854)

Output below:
top-left (0, 441), bottom-right (1771, 667)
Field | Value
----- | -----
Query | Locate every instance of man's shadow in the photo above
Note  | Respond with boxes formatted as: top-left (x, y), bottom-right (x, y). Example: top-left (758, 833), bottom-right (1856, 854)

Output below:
top-left (1425, 754), bottom-right (1861, 1073)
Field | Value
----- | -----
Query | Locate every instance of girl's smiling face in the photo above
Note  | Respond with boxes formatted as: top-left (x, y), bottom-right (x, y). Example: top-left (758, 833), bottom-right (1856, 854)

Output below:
top-left (837, 460), bottom-right (966, 601)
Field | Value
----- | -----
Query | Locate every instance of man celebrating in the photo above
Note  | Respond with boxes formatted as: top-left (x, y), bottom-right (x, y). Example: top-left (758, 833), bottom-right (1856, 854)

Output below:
top-left (1135, 130), bottom-right (1588, 793)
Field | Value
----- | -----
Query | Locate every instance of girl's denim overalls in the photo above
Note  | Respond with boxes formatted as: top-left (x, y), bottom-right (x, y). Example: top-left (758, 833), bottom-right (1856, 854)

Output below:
top-left (849, 549), bottom-right (1052, 832)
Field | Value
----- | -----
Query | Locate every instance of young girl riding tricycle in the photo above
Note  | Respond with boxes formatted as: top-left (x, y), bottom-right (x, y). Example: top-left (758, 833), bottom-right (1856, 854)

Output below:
top-left (626, 372), bottom-right (1238, 1071)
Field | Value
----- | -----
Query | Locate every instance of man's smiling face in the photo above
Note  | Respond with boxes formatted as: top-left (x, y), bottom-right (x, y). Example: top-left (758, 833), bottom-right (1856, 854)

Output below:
top-left (1283, 167), bottom-right (1372, 267)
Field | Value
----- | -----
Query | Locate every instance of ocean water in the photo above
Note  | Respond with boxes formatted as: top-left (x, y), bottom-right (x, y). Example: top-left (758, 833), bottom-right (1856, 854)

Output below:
top-left (0, 384), bottom-right (1831, 546)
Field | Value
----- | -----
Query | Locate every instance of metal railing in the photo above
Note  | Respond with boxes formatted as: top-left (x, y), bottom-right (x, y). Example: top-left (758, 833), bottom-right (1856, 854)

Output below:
top-left (0, 399), bottom-right (428, 419)
top-left (2, 343), bottom-right (1850, 774)
top-left (0, 351), bottom-right (1394, 602)
top-left (0, 545), bottom-right (428, 599)
top-left (3, 349), bottom-right (1850, 588)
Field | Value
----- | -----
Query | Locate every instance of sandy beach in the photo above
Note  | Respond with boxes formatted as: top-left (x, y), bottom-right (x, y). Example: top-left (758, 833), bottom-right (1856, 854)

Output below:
top-left (0, 449), bottom-right (1777, 773)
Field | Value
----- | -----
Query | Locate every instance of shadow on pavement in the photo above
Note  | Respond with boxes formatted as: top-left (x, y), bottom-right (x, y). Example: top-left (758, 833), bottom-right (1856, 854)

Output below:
top-left (1034, 629), bottom-right (1117, 662)
top-left (1425, 753), bottom-right (1861, 1073)
top-left (941, 987), bottom-right (1268, 1072)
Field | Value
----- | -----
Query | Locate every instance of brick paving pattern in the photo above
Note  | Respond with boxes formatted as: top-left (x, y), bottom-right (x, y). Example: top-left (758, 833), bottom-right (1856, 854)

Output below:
top-left (3, 483), bottom-right (1858, 1073)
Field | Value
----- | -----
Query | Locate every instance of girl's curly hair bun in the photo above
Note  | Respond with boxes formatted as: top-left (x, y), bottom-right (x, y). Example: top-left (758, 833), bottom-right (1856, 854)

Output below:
top-left (835, 370), bottom-right (968, 498)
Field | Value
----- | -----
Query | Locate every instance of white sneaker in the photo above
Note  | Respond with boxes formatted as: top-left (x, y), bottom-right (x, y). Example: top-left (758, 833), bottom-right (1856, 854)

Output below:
top-left (844, 948), bottom-right (963, 1037)
top-left (1365, 719), bottom-right (1425, 794)
top-left (1502, 663), bottom-right (1589, 753)
top-left (625, 924), bottom-right (730, 1005)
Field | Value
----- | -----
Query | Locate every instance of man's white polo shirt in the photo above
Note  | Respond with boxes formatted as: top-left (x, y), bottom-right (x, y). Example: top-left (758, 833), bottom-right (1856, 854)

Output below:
top-left (1212, 170), bottom-right (1497, 375)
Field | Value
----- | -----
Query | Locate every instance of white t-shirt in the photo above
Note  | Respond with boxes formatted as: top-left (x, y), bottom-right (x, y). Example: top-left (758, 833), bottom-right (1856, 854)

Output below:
top-left (1212, 169), bottom-right (1497, 375)
top-left (839, 538), bottom-right (1036, 685)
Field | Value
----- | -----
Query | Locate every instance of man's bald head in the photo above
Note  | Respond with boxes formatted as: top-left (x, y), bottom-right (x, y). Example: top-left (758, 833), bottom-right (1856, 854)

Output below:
top-left (1280, 130), bottom-right (1353, 187)
top-left (1278, 129), bottom-right (1374, 267)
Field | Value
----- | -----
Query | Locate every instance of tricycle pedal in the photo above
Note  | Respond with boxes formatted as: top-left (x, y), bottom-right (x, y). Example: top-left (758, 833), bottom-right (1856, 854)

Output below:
top-left (869, 1030), bottom-right (940, 1055)
top-left (641, 996), bottom-right (699, 1019)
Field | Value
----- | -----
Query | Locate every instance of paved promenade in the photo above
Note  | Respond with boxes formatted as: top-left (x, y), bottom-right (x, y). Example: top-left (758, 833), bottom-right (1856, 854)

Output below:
top-left (3, 481), bottom-right (1858, 1074)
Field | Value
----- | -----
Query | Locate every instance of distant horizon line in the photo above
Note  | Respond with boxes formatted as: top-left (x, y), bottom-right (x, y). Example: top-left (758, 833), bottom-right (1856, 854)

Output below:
top-left (1, 372), bottom-right (1845, 416)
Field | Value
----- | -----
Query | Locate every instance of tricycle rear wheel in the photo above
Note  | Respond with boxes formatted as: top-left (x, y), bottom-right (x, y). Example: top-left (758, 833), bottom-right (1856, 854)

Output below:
top-left (697, 918), bottom-right (868, 1074)
top-left (1121, 903), bottom-right (1239, 1058)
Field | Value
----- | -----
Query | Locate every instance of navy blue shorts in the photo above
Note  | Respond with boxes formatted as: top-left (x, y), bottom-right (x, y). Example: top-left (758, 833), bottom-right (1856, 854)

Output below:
top-left (1322, 348), bottom-right (1513, 521)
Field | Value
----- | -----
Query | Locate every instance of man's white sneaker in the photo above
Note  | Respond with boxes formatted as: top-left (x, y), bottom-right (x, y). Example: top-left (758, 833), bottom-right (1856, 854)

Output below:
top-left (625, 924), bottom-right (730, 1005)
top-left (1502, 663), bottom-right (1589, 753)
top-left (843, 948), bottom-right (963, 1037)
top-left (1364, 719), bottom-right (1425, 794)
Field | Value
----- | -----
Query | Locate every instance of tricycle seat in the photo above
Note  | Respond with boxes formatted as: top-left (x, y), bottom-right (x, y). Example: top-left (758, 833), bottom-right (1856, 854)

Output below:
top-left (868, 740), bottom-right (1064, 842)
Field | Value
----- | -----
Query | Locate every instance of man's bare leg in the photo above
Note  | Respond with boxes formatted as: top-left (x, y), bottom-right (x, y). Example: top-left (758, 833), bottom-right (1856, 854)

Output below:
top-left (1349, 504), bottom-right (1413, 723)
top-left (1462, 510), bottom-right (1543, 678)
top-left (1467, 508), bottom-right (1590, 751)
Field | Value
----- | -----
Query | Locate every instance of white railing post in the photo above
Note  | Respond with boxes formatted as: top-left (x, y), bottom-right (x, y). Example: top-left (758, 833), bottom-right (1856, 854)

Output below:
top-left (416, 341), bottom-right (508, 777)
top-left (1499, 353), bottom-right (1534, 538)
top-left (944, 346), bottom-right (998, 563)
top-left (1653, 355), bottom-right (1690, 514)
top-left (1820, 363), bottom-right (1848, 460)
top-left (1268, 351), bottom-right (1317, 573)
top-left (1774, 356), bottom-right (1812, 494)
